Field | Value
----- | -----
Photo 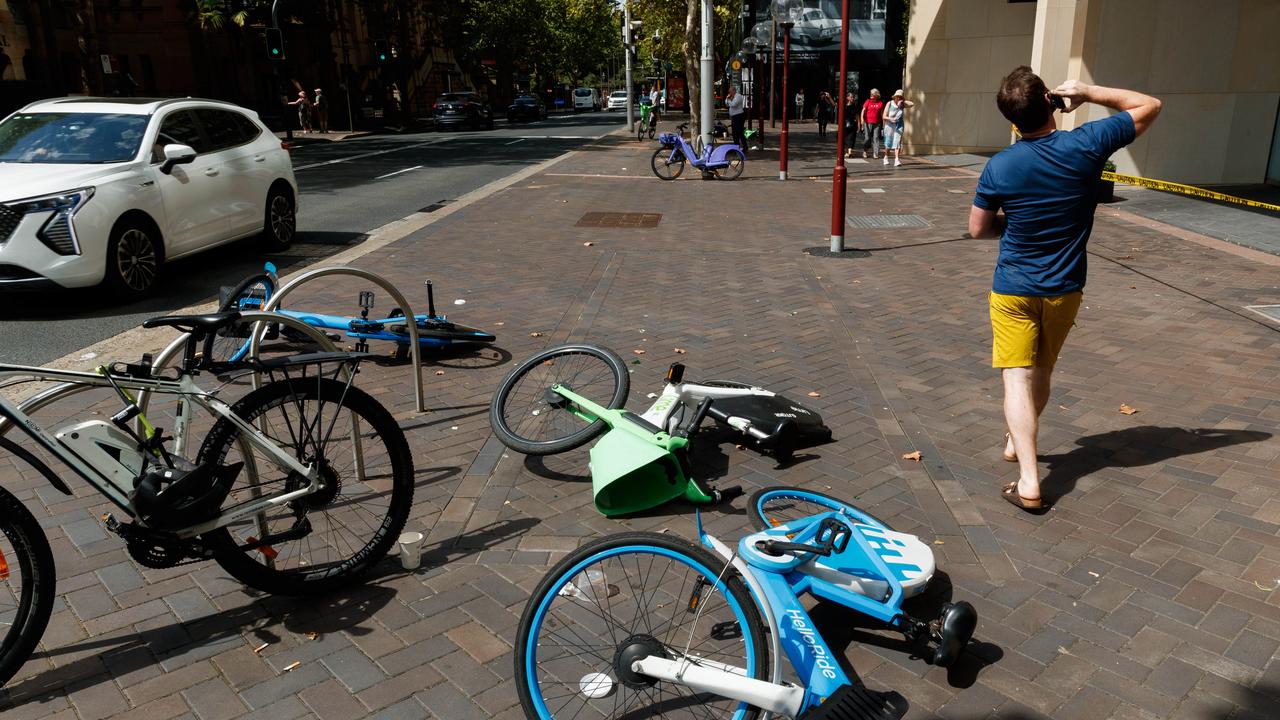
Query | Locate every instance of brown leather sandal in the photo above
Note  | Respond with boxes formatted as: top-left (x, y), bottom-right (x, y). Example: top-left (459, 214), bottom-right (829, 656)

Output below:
top-left (1002, 482), bottom-right (1044, 511)
top-left (1002, 433), bottom-right (1017, 463)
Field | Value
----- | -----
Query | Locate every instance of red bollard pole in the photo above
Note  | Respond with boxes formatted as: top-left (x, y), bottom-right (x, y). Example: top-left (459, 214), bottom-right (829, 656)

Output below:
top-left (829, 0), bottom-right (851, 251)
top-left (779, 28), bottom-right (790, 180)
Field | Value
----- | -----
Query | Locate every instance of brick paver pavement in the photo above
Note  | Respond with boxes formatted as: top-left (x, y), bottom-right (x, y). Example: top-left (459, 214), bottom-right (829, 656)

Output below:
top-left (2, 122), bottom-right (1278, 719)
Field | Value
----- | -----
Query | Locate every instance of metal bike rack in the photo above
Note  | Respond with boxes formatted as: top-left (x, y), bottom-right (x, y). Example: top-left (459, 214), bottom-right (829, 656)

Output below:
top-left (257, 265), bottom-right (427, 413)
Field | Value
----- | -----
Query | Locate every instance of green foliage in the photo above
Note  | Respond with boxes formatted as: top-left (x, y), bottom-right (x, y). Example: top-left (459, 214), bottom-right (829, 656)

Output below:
top-left (896, 0), bottom-right (911, 59)
top-left (630, 0), bottom-right (739, 72)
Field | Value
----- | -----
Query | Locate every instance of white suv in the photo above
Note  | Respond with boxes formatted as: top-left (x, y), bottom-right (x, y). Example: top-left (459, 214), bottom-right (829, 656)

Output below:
top-left (606, 91), bottom-right (629, 111)
top-left (0, 97), bottom-right (297, 296)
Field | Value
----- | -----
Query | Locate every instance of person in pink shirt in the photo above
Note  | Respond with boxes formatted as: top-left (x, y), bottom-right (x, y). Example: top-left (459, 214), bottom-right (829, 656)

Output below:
top-left (858, 89), bottom-right (884, 158)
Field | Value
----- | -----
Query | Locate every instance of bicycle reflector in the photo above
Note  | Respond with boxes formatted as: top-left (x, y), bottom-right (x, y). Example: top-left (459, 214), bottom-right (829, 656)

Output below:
top-left (0, 547), bottom-right (9, 580)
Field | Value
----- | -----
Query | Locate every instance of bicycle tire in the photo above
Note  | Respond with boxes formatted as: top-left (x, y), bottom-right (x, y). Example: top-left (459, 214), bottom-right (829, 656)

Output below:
top-left (516, 532), bottom-right (768, 720)
top-left (490, 344), bottom-right (629, 456)
top-left (747, 485), bottom-right (894, 532)
top-left (651, 147), bottom-right (686, 180)
top-left (197, 377), bottom-right (414, 595)
top-left (211, 272), bottom-right (277, 364)
top-left (713, 149), bottom-right (746, 180)
top-left (0, 485), bottom-right (55, 688)
top-left (647, 123), bottom-right (656, 139)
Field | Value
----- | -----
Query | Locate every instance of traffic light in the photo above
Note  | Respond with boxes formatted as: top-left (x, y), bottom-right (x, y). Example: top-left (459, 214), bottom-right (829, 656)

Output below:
top-left (265, 28), bottom-right (285, 61)
top-left (373, 40), bottom-right (390, 63)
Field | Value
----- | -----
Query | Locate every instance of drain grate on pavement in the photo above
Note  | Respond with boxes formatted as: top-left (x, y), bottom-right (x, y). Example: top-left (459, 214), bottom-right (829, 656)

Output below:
top-left (846, 214), bottom-right (930, 229)
top-left (1245, 305), bottom-right (1280, 324)
top-left (576, 212), bottom-right (662, 228)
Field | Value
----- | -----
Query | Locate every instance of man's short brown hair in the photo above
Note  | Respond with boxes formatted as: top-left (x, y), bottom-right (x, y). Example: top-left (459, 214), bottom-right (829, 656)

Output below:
top-left (997, 66), bottom-right (1050, 132)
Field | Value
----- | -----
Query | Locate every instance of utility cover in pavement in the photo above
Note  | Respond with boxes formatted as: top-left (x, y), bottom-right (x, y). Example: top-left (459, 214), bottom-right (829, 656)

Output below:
top-left (1245, 305), bottom-right (1280, 324)
top-left (576, 212), bottom-right (662, 228)
top-left (846, 214), bottom-right (930, 229)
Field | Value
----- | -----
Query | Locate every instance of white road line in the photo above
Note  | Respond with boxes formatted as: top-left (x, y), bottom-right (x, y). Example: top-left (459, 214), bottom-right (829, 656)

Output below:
top-left (292, 139), bottom-right (446, 171)
top-left (375, 165), bottom-right (423, 180)
top-left (505, 138), bottom-right (525, 145)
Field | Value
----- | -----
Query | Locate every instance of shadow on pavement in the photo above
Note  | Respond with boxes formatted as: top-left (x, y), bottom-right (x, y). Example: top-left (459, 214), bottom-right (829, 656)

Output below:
top-left (1041, 426), bottom-right (1272, 504)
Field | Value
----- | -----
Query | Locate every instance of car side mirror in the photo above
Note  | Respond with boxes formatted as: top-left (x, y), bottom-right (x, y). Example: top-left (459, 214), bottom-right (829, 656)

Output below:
top-left (160, 143), bottom-right (197, 174)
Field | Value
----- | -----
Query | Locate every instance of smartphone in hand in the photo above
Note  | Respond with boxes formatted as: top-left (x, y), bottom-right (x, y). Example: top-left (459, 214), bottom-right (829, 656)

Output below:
top-left (1048, 93), bottom-right (1067, 111)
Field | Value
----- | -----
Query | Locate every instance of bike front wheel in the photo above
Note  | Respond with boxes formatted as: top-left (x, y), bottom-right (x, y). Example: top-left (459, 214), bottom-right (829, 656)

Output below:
top-left (517, 532), bottom-right (769, 720)
top-left (713, 149), bottom-right (746, 180)
top-left (211, 272), bottom-right (278, 364)
top-left (651, 147), bottom-right (686, 180)
top-left (747, 485), bottom-right (894, 532)
top-left (0, 484), bottom-right (56, 688)
top-left (197, 377), bottom-right (414, 595)
top-left (490, 344), bottom-right (629, 455)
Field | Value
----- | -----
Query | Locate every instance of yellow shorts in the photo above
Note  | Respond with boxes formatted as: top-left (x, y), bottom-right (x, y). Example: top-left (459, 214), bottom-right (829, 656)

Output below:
top-left (989, 291), bottom-right (1082, 368)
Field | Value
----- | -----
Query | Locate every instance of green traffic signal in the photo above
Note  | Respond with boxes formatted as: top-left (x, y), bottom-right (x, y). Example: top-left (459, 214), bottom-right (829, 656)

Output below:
top-left (265, 28), bottom-right (285, 60)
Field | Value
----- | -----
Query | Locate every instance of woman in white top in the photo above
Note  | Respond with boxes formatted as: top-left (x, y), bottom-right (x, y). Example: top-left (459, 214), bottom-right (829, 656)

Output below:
top-left (881, 89), bottom-right (916, 167)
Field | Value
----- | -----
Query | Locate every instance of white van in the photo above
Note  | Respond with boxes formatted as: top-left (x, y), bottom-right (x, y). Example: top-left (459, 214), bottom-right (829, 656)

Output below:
top-left (572, 88), bottom-right (600, 112)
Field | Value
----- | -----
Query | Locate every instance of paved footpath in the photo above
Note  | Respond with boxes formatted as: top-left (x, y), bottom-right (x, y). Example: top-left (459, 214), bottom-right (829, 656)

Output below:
top-left (2, 122), bottom-right (1278, 719)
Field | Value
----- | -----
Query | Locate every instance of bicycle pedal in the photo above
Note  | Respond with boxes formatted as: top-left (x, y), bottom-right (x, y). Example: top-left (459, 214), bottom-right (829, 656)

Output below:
top-left (797, 683), bottom-right (907, 720)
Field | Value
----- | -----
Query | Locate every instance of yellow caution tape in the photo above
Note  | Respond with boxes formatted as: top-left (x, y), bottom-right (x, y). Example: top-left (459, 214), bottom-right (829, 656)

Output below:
top-left (1102, 171), bottom-right (1280, 213)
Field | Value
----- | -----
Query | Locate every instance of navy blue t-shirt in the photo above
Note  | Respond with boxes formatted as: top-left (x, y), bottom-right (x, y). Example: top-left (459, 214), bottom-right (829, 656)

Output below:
top-left (974, 112), bottom-right (1135, 296)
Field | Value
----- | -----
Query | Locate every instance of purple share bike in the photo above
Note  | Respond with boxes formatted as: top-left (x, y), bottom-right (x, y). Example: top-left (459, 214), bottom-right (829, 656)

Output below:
top-left (651, 122), bottom-right (746, 181)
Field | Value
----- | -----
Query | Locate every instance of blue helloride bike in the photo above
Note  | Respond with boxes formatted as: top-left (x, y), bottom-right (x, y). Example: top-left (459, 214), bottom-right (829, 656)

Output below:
top-left (651, 122), bottom-right (745, 181)
top-left (514, 486), bottom-right (977, 719)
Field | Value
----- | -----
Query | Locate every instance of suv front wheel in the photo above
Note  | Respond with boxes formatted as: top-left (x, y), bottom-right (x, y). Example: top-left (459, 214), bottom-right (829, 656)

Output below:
top-left (106, 219), bottom-right (162, 296)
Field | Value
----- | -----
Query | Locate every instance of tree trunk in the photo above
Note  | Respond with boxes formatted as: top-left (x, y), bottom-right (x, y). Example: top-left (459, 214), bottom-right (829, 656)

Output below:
top-left (683, 0), bottom-right (699, 132)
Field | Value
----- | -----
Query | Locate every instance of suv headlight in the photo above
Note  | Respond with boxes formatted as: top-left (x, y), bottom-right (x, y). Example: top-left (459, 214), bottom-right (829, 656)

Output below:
top-left (4, 188), bottom-right (95, 255)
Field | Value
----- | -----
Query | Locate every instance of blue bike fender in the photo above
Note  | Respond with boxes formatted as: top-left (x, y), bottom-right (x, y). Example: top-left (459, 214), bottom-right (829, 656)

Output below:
top-left (708, 144), bottom-right (743, 165)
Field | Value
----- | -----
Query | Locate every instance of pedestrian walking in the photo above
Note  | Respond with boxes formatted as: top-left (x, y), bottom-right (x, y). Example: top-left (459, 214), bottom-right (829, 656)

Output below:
top-left (287, 90), bottom-right (312, 133)
top-left (794, 88), bottom-right (806, 121)
top-left (817, 91), bottom-right (835, 139)
top-left (858, 89), bottom-right (883, 158)
top-left (649, 85), bottom-right (661, 125)
top-left (726, 85), bottom-right (748, 151)
top-left (880, 89), bottom-right (914, 166)
top-left (313, 88), bottom-right (329, 133)
top-left (843, 92), bottom-right (857, 156)
top-left (968, 66), bottom-right (1161, 511)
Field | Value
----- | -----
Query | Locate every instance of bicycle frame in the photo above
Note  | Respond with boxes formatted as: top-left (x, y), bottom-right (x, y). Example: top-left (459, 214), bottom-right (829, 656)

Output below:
top-left (624, 510), bottom-right (916, 717)
top-left (639, 380), bottom-right (778, 439)
top-left (656, 132), bottom-right (742, 171)
top-left (0, 363), bottom-right (320, 538)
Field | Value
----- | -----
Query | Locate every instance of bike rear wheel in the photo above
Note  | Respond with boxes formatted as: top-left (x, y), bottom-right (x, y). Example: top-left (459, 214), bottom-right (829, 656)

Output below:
top-left (0, 485), bottom-right (55, 688)
top-left (748, 486), bottom-right (894, 532)
top-left (651, 147), bottom-right (686, 180)
top-left (517, 532), bottom-right (768, 720)
top-left (713, 149), bottom-right (746, 180)
top-left (211, 272), bottom-right (277, 364)
top-left (197, 377), bottom-right (414, 595)
top-left (490, 344), bottom-right (629, 455)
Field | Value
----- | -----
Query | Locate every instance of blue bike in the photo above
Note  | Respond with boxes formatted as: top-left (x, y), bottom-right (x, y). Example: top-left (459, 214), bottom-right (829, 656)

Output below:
top-left (515, 486), bottom-right (977, 719)
top-left (651, 122), bottom-right (746, 181)
top-left (213, 263), bottom-right (495, 363)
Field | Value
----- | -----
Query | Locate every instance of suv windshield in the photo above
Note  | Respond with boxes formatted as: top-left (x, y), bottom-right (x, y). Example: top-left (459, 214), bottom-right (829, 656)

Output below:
top-left (0, 112), bottom-right (149, 164)
top-left (574, 89), bottom-right (592, 97)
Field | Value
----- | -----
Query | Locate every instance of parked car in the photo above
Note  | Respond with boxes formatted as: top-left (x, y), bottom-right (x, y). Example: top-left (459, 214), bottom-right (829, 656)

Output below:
top-left (0, 97), bottom-right (297, 296)
top-left (572, 88), bottom-right (600, 112)
top-left (606, 90), bottom-right (629, 111)
top-left (433, 92), bottom-right (494, 130)
top-left (507, 94), bottom-right (547, 122)
top-left (794, 7), bottom-right (841, 48)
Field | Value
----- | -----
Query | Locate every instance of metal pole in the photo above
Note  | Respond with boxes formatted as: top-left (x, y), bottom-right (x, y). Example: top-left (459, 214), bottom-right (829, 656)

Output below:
top-left (699, 0), bottom-right (714, 148)
top-left (830, 0), bottom-right (851, 252)
top-left (624, 3), bottom-right (634, 131)
top-left (769, 21), bottom-right (777, 128)
top-left (779, 26), bottom-right (790, 180)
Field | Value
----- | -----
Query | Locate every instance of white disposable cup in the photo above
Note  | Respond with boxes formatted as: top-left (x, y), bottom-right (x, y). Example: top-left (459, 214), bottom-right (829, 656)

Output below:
top-left (397, 531), bottom-right (425, 570)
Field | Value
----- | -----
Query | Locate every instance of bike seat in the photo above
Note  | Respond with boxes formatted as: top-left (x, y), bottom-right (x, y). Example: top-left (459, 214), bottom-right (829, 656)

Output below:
top-left (143, 311), bottom-right (242, 336)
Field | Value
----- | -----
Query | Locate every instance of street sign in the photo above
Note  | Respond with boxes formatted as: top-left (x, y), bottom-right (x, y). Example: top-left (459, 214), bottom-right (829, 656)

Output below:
top-left (100, 54), bottom-right (113, 74)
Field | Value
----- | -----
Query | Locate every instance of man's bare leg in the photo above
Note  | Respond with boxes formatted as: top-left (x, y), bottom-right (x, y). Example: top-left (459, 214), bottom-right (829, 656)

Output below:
top-left (1003, 366), bottom-right (1044, 500)
top-left (1005, 365), bottom-right (1052, 460)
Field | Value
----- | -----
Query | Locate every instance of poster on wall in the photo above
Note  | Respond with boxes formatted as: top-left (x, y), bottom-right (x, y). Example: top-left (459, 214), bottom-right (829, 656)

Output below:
top-left (749, 0), bottom-right (888, 53)
top-left (667, 76), bottom-right (687, 112)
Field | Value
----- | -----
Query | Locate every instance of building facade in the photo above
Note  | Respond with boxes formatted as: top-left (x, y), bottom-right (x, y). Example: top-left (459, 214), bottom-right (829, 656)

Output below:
top-left (904, 0), bottom-right (1280, 185)
top-left (0, 0), bottom-right (475, 130)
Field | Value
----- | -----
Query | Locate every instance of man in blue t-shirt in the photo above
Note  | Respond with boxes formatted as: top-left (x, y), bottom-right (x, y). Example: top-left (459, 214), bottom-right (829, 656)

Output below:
top-left (968, 66), bottom-right (1161, 512)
